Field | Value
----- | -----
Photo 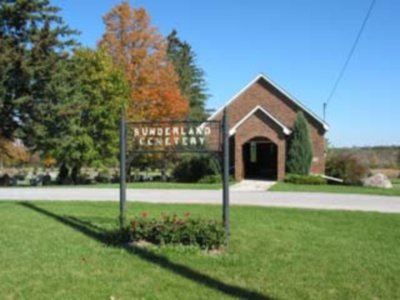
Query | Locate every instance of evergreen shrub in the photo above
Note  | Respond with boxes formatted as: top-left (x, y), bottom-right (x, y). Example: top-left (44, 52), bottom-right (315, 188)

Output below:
top-left (172, 155), bottom-right (219, 182)
top-left (284, 173), bottom-right (327, 185)
top-left (286, 112), bottom-right (313, 175)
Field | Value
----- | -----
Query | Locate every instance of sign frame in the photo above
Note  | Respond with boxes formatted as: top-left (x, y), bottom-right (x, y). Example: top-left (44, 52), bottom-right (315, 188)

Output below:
top-left (119, 109), bottom-right (230, 241)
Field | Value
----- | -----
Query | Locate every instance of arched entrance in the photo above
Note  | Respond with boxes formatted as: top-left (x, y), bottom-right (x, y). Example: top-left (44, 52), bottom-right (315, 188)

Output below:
top-left (242, 137), bottom-right (278, 180)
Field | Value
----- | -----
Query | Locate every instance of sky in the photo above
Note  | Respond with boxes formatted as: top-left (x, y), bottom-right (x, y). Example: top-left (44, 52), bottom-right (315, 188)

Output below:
top-left (52, 0), bottom-right (400, 147)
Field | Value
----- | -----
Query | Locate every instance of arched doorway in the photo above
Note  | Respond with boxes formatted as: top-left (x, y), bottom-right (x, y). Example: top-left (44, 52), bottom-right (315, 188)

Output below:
top-left (242, 137), bottom-right (278, 180)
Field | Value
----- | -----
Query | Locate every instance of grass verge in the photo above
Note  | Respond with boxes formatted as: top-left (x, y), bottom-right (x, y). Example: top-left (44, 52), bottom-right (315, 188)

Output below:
top-left (270, 181), bottom-right (400, 196)
top-left (3, 181), bottom-right (228, 190)
top-left (1, 201), bottom-right (400, 299)
top-left (97, 182), bottom-right (225, 190)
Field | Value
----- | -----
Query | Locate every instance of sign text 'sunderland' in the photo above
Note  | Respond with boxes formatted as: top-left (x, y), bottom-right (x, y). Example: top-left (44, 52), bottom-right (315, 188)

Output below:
top-left (133, 125), bottom-right (212, 147)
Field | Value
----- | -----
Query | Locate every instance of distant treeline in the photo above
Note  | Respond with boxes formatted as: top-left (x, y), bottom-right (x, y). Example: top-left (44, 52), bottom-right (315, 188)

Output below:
top-left (331, 146), bottom-right (400, 169)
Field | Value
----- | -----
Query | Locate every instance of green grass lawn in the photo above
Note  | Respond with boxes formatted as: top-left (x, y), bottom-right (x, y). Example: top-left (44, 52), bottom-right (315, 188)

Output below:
top-left (270, 179), bottom-right (400, 196)
top-left (1, 201), bottom-right (400, 299)
top-left (7, 181), bottom-right (226, 190)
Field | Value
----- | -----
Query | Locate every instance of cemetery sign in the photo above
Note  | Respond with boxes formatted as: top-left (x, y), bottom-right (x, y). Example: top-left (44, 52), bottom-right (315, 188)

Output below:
top-left (119, 110), bottom-right (230, 241)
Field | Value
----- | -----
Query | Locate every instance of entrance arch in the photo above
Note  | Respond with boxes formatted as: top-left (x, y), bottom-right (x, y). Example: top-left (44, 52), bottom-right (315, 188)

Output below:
top-left (242, 137), bottom-right (278, 180)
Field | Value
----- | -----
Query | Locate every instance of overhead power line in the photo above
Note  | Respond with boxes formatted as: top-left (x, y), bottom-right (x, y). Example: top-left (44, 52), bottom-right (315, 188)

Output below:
top-left (323, 0), bottom-right (377, 120)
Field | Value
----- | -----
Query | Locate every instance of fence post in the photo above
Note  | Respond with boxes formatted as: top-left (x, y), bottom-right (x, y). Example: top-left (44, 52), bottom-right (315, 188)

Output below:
top-left (119, 110), bottom-right (127, 229)
top-left (222, 108), bottom-right (230, 241)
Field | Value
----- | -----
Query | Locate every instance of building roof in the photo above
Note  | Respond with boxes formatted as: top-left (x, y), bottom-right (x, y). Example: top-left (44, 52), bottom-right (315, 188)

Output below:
top-left (209, 73), bottom-right (329, 131)
top-left (229, 105), bottom-right (292, 136)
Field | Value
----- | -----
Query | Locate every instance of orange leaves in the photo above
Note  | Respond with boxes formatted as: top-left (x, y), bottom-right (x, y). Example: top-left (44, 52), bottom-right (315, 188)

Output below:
top-left (100, 2), bottom-right (188, 121)
top-left (0, 138), bottom-right (29, 162)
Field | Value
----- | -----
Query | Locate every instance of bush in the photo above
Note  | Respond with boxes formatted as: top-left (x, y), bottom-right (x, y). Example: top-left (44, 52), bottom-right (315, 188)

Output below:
top-left (172, 155), bottom-right (220, 183)
top-left (198, 174), bottom-right (221, 184)
top-left (94, 170), bottom-right (111, 183)
top-left (326, 153), bottom-right (368, 185)
top-left (129, 212), bottom-right (226, 250)
top-left (284, 173), bottom-right (327, 185)
top-left (0, 174), bottom-right (11, 186)
top-left (56, 164), bottom-right (70, 184)
top-left (42, 174), bottom-right (52, 185)
top-left (111, 172), bottom-right (120, 183)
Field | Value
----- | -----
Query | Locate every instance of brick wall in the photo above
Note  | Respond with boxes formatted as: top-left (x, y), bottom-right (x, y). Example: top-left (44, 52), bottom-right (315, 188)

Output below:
top-left (234, 111), bottom-right (286, 180)
top-left (212, 77), bottom-right (327, 180)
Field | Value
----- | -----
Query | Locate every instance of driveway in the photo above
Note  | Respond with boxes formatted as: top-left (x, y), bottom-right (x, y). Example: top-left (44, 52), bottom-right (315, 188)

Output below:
top-left (1, 187), bottom-right (400, 213)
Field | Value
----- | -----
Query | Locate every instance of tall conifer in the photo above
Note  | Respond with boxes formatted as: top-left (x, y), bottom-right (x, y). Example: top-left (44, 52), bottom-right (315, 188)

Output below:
top-left (167, 30), bottom-right (208, 121)
top-left (286, 112), bottom-right (313, 175)
top-left (0, 0), bottom-right (77, 149)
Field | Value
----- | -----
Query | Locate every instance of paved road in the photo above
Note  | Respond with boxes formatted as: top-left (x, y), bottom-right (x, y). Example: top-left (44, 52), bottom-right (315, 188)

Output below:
top-left (1, 187), bottom-right (400, 213)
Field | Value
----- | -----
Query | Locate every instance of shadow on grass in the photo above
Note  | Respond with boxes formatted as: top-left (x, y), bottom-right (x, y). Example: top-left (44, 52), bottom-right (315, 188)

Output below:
top-left (19, 202), bottom-right (273, 300)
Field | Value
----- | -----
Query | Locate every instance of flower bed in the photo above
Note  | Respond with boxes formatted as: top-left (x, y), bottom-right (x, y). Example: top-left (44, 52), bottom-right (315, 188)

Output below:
top-left (128, 212), bottom-right (226, 250)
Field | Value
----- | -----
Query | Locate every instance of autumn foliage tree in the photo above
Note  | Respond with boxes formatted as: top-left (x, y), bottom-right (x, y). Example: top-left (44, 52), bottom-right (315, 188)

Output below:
top-left (100, 2), bottom-right (188, 121)
top-left (0, 138), bottom-right (29, 165)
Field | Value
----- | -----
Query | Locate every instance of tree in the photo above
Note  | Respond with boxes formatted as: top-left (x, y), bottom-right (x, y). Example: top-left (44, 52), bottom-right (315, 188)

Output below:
top-left (42, 48), bottom-right (129, 183)
top-left (167, 30), bottom-right (208, 121)
top-left (0, 138), bottom-right (29, 166)
top-left (286, 111), bottom-right (313, 175)
top-left (99, 2), bottom-right (188, 121)
top-left (0, 0), bottom-right (78, 150)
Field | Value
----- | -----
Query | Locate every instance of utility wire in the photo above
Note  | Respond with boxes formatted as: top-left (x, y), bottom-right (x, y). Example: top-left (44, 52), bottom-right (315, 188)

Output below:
top-left (323, 0), bottom-right (377, 120)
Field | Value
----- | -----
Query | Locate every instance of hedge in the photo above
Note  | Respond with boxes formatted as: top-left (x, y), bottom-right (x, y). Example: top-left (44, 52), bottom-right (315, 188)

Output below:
top-left (284, 173), bottom-right (327, 185)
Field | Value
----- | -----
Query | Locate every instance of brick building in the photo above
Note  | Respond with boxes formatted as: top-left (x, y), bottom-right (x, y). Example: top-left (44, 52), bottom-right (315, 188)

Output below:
top-left (209, 74), bottom-right (329, 181)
